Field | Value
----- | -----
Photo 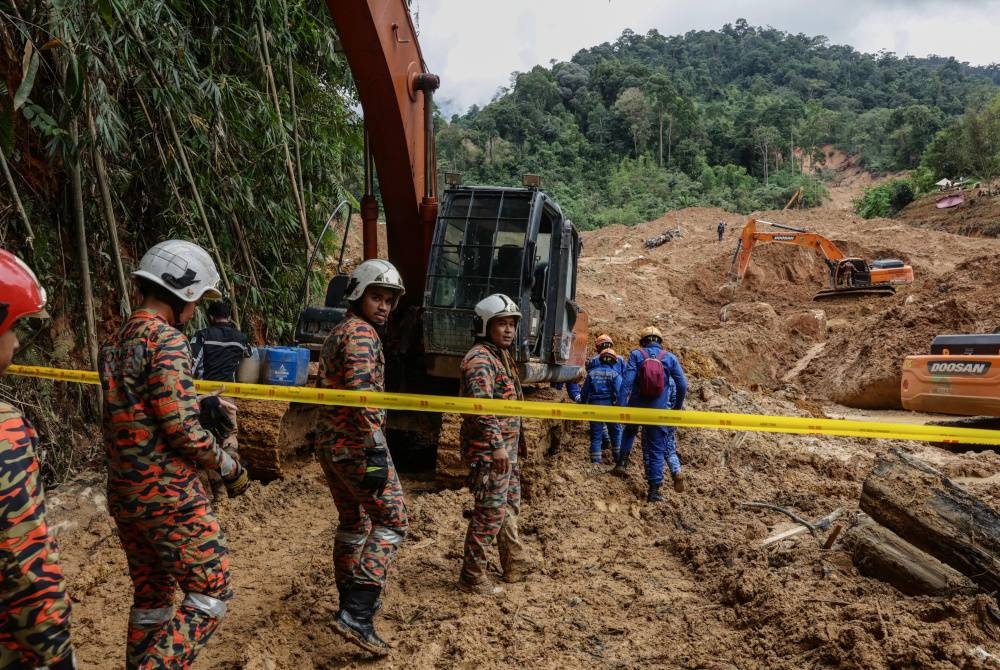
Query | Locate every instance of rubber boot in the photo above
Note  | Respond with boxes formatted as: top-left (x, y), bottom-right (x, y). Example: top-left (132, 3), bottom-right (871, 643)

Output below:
top-left (611, 455), bottom-right (629, 478)
top-left (497, 510), bottom-right (537, 583)
top-left (646, 483), bottom-right (663, 503)
top-left (334, 584), bottom-right (391, 656)
top-left (338, 581), bottom-right (381, 616)
top-left (673, 471), bottom-right (687, 493)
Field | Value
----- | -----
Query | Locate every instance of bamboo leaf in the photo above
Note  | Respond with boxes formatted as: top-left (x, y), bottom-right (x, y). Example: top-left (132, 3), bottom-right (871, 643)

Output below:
top-left (65, 56), bottom-right (84, 113)
top-left (14, 44), bottom-right (39, 111)
top-left (98, 0), bottom-right (114, 26)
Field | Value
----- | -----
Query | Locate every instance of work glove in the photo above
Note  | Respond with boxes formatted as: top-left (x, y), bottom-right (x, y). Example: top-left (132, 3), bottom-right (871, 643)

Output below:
top-left (200, 394), bottom-right (236, 441)
top-left (467, 458), bottom-right (492, 503)
top-left (360, 448), bottom-right (390, 497)
top-left (219, 450), bottom-right (250, 498)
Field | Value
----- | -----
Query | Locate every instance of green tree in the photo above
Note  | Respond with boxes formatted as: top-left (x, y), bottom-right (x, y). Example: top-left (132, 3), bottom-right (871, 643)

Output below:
top-left (613, 87), bottom-right (653, 158)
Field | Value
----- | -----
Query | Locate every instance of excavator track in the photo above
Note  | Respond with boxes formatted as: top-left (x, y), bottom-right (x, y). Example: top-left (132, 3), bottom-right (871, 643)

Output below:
top-left (813, 286), bottom-right (896, 300)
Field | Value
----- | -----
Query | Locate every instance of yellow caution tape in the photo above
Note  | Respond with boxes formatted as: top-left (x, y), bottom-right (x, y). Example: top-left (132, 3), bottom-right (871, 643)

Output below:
top-left (10, 364), bottom-right (1000, 445)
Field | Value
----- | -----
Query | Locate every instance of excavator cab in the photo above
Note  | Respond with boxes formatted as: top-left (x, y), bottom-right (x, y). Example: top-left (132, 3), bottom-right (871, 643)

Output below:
top-left (423, 185), bottom-right (586, 383)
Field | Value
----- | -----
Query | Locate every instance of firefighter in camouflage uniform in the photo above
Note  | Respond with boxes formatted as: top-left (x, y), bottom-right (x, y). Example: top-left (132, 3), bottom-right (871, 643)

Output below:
top-left (0, 251), bottom-right (76, 670)
top-left (315, 259), bottom-right (408, 657)
top-left (459, 293), bottom-right (537, 595)
top-left (98, 240), bottom-right (250, 670)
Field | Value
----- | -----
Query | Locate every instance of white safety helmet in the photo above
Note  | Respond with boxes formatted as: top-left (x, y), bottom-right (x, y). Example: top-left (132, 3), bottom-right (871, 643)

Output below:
top-left (132, 240), bottom-right (222, 303)
top-left (472, 293), bottom-right (521, 338)
top-left (344, 259), bottom-right (405, 306)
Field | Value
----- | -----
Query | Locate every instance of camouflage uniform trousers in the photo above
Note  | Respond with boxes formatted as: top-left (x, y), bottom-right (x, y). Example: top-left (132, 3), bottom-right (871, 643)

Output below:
top-left (114, 501), bottom-right (231, 670)
top-left (462, 449), bottom-right (522, 580)
top-left (1, 407), bottom-right (74, 670)
top-left (319, 450), bottom-right (408, 590)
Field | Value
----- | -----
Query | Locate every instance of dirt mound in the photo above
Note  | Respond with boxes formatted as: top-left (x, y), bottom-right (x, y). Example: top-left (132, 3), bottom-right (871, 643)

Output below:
top-left (899, 190), bottom-right (1000, 238)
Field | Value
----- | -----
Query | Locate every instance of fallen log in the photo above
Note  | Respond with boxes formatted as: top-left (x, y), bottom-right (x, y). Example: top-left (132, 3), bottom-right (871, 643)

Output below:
top-left (860, 449), bottom-right (1000, 593)
top-left (842, 516), bottom-right (973, 596)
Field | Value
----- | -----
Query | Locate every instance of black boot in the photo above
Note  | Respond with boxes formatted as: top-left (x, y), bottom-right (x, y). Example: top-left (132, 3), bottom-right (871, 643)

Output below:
top-left (334, 583), bottom-right (390, 656)
top-left (646, 483), bottom-right (663, 503)
top-left (338, 581), bottom-right (381, 616)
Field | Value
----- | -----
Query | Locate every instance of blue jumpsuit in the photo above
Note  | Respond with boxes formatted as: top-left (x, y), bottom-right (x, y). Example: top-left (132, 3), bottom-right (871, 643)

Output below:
top-left (618, 344), bottom-right (688, 486)
top-left (580, 360), bottom-right (623, 463)
top-left (586, 354), bottom-right (624, 447)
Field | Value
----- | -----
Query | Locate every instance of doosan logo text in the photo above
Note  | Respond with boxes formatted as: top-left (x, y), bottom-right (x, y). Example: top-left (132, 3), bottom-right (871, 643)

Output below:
top-left (928, 361), bottom-right (991, 375)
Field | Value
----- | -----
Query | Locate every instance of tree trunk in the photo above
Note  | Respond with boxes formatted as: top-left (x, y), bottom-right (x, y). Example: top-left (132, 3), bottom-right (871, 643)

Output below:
top-left (667, 116), bottom-right (672, 167)
top-left (68, 120), bottom-right (100, 373)
top-left (87, 106), bottom-right (131, 316)
top-left (135, 93), bottom-right (197, 240)
top-left (0, 146), bottom-right (34, 247)
top-left (256, 12), bottom-right (311, 259)
top-left (658, 109), bottom-right (664, 167)
top-left (860, 449), bottom-right (1000, 594)
top-left (160, 103), bottom-right (238, 323)
top-left (842, 515), bottom-right (973, 596)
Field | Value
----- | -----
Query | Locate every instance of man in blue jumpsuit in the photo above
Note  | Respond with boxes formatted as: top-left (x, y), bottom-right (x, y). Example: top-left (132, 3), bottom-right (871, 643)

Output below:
top-left (614, 326), bottom-right (688, 501)
top-left (580, 349), bottom-right (623, 464)
top-left (586, 334), bottom-right (624, 450)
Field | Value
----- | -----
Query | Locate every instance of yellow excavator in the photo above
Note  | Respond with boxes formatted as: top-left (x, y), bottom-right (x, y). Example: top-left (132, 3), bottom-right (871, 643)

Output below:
top-left (729, 218), bottom-right (914, 299)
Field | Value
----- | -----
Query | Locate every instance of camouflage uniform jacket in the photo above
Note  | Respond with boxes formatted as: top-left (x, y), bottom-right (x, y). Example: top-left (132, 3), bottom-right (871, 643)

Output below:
top-left (0, 403), bottom-right (73, 665)
top-left (98, 309), bottom-right (226, 519)
top-left (459, 341), bottom-right (523, 462)
top-left (315, 311), bottom-right (386, 462)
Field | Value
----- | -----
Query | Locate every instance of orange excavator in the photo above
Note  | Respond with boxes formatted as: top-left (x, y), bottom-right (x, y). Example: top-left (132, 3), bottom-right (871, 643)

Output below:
top-left (729, 218), bottom-right (914, 299)
top-left (286, 0), bottom-right (588, 467)
top-left (901, 334), bottom-right (1000, 417)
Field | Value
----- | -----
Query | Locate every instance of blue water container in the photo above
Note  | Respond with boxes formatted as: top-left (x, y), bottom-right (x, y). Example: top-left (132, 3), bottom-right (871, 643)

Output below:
top-left (262, 346), bottom-right (309, 386)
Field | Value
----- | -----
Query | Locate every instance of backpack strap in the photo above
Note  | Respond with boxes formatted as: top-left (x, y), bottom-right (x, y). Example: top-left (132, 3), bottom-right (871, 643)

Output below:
top-left (638, 348), bottom-right (651, 362)
top-left (655, 350), bottom-right (668, 362)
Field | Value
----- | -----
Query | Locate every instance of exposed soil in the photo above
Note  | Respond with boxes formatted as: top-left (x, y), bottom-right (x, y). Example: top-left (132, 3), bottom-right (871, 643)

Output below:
top-left (46, 159), bottom-right (1000, 668)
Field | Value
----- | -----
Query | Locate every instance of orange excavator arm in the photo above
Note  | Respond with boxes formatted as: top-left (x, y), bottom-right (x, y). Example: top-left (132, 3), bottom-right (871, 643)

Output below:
top-left (729, 218), bottom-right (846, 283)
top-left (324, 0), bottom-right (440, 306)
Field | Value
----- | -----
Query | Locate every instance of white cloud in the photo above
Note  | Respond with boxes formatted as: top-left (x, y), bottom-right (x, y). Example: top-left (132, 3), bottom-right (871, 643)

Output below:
top-left (410, 0), bottom-right (1000, 116)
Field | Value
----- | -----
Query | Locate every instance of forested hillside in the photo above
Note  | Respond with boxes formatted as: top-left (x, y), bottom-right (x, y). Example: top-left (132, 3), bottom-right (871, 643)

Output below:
top-left (438, 19), bottom-right (1000, 227)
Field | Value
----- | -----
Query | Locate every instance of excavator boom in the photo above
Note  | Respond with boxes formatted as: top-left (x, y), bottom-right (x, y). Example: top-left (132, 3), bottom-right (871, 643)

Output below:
top-left (324, 0), bottom-right (439, 305)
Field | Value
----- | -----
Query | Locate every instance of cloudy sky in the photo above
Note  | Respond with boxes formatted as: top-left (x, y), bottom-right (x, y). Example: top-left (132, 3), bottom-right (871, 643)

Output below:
top-left (410, 0), bottom-right (1000, 116)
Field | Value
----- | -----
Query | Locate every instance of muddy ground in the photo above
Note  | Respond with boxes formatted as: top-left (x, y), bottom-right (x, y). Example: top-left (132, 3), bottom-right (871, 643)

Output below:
top-left (46, 156), bottom-right (1000, 668)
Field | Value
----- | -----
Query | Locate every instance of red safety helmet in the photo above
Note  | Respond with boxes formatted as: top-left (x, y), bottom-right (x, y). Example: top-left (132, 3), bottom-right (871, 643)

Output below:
top-left (0, 250), bottom-right (48, 336)
top-left (599, 348), bottom-right (618, 363)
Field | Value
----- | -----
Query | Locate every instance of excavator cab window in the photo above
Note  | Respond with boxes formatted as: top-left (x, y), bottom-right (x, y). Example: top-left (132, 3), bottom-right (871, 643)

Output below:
top-left (424, 189), bottom-right (531, 356)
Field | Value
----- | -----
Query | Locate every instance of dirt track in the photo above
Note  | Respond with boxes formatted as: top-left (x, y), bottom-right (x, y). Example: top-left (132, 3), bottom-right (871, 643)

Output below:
top-left (46, 160), bottom-right (1000, 668)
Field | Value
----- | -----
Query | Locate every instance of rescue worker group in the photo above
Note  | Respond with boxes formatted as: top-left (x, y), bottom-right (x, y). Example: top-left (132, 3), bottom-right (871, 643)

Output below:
top-left (0, 239), bottom-right (689, 668)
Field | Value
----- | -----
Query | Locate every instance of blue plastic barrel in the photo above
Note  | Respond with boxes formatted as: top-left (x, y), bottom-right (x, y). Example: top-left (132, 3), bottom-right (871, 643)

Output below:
top-left (262, 346), bottom-right (309, 386)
